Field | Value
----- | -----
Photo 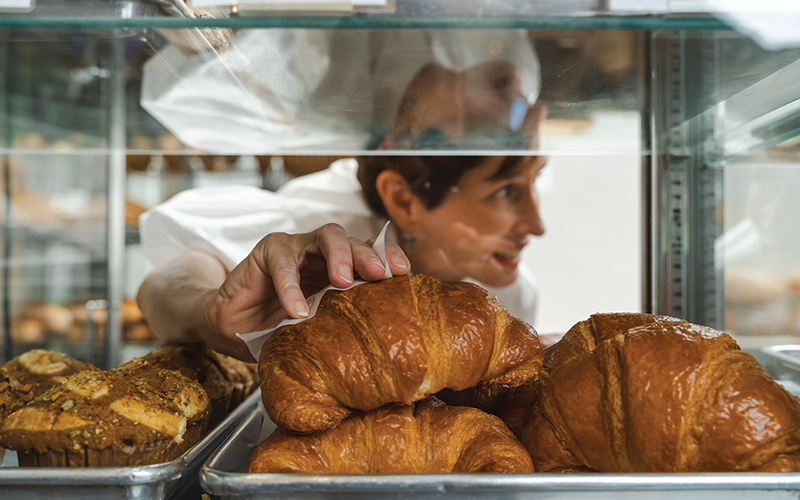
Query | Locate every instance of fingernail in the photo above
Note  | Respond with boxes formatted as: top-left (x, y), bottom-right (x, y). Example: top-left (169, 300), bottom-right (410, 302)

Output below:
top-left (338, 265), bottom-right (353, 283)
top-left (371, 259), bottom-right (386, 272)
top-left (295, 301), bottom-right (309, 318)
top-left (390, 256), bottom-right (409, 269)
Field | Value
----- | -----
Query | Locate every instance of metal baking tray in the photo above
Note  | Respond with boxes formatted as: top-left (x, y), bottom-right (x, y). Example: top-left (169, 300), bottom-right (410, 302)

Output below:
top-left (0, 389), bottom-right (260, 500)
top-left (201, 403), bottom-right (800, 500)
top-left (762, 345), bottom-right (800, 397)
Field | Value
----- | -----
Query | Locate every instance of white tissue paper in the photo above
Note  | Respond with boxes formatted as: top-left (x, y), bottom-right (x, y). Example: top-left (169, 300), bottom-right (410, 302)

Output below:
top-left (237, 220), bottom-right (393, 362)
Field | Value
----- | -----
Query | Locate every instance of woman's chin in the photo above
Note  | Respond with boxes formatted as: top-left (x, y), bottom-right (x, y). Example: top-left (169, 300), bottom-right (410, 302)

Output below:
top-left (472, 261), bottom-right (519, 288)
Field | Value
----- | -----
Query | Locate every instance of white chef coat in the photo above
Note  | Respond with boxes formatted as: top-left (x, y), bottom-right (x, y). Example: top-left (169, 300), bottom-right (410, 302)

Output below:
top-left (140, 30), bottom-right (541, 154)
top-left (139, 159), bottom-right (538, 326)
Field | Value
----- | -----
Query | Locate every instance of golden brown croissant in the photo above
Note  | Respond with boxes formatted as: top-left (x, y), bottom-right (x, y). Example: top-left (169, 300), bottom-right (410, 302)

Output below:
top-left (247, 397), bottom-right (534, 473)
top-left (258, 274), bottom-right (543, 434)
top-left (520, 313), bottom-right (800, 472)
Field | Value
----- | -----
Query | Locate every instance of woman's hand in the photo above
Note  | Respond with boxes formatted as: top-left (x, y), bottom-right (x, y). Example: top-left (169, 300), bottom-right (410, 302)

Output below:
top-left (137, 223), bottom-right (410, 361)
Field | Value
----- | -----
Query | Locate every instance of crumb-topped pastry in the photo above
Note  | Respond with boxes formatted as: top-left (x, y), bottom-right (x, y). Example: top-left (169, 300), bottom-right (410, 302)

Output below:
top-left (141, 344), bottom-right (256, 424)
top-left (114, 358), bottom-right (212, 446)
top-left (0, 367), bottom-right (33, 423)
top-left (205, 348), bottom-right (257, 408)
top-left (3, 349), bottom-right (92, 398)
top-left (139, 344), bottom-right (233, 426)
top-left (0, 365), bottom-right (209, 467)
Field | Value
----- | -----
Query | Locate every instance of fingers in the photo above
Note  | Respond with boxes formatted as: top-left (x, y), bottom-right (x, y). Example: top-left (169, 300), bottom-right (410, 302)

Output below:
top-left (362, 237), bottom-right (411, 278)
top-left (261, 233), bottom-right (310, 319)
top-left (266, 224), bottom-right (356, 318)
top-left (313, 224), bottom-right (356, 288)
top-left (262, 223), bottom-right (411, 320)
top-left (349, 237), bottom-right (409, 281)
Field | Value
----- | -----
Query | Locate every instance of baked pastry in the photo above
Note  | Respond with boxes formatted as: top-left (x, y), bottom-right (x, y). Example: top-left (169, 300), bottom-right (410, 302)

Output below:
top-left (258, 274), bottom-right (543, 433)
top-left (138, 344), bottom-right (234, 426)
top-left (19, 301), bottom-right (74, 337)
top-left (519, 313), bottom-right (800, 472)
top-left (140, 344), bottom-right (257, 425)
top-left (120, 298), bottom-right (144, 325)
top-left (0, 367), bottom-right (33, 423)
top-left (436, 378), bottom-right (541, 436)
top-left (125, 322), bottom-right (156, 341)
top-left (113, 358), bottom-right (213, 448)
top-left (0, 368), bottom-right (34, 464)
top-left (11, 318), bottom-right (45, 344)
top-left (205, 349), bottom-right (256, 408)
top-left (3, 349), bottom-right (93, 398)
top-left (247, 397), bottom-right (534, 474)
top-left (0, 365), bottom-right (210, 467)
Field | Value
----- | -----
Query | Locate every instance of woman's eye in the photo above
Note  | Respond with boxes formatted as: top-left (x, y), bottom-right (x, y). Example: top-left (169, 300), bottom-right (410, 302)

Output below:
top-left (492, 185), bottom-right (513, 199)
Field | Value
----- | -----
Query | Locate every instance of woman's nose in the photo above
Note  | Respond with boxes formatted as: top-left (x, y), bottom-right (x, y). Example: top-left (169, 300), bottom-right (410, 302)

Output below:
top-left (518, 189), bottom-right (545, 237)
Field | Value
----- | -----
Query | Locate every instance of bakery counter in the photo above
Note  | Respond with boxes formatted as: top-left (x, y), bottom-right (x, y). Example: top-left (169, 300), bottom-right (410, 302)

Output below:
top-left (201, 403), bottom-right (800, 500)
top-left (199, 309), bottom-right (800, 499)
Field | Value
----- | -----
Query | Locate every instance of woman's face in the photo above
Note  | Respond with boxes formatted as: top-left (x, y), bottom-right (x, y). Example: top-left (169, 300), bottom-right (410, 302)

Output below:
top-left (411, 156), bottom-right (547, 287)
top-left (379, 61), bottom-right (531, 150)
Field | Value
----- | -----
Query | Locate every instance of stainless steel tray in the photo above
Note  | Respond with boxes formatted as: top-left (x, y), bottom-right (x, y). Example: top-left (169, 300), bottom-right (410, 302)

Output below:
top-left (762, 345), bottom-right (800, 397)
top-left (0, 389), bottom-right (260, 500)
top-left (201, 404), bottom-right (800, 500)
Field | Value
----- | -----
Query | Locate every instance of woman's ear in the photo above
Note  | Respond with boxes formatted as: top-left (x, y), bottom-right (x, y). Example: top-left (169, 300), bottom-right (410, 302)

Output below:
top-left (375, 170), bottom-right (422, 231)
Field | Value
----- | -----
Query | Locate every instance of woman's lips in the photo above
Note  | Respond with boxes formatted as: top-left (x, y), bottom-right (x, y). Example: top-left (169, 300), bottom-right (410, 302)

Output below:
top-left (492, 249), bottom-right (522, 268)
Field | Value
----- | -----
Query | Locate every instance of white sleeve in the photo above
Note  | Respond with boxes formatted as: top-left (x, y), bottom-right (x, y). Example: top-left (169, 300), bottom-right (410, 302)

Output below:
top-left (139, 161), bottom-right (380, 271)
top-left (140, 30), bottom-right (373, 154)
top-left (139, 185), bottom-right (298, 270)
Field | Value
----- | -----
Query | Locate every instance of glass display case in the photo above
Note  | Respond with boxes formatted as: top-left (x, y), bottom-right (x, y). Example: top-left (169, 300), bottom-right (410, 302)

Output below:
top-left (0, 0), bottom-right (798, 372)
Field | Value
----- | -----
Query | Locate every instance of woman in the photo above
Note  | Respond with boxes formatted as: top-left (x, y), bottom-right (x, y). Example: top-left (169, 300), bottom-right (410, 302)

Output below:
top-left (137, 61), bottom-right (547, 361)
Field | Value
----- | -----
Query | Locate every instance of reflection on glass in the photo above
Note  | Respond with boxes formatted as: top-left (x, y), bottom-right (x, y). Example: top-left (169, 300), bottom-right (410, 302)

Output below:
top-left (722, 143), bottom-right (800, 342)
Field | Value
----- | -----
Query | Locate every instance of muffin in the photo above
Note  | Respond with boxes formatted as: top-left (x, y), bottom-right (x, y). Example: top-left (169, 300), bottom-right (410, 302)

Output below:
top-left (114, 358), bottom-right (213, 450)
top-left (205, 348), bottom-right (257, 408)
top-left (142, 344), bottom-right (258, 422)
top-left (0, 368), bottom-right (34, 464)
top-left (0, 366), bottom-right (209, 467)
top-left (0, 367), bottom-right (33, 423)
top-left (3, 350), bottom-right (93, 398)
top-left (139, 344), bottom-right (234, 426)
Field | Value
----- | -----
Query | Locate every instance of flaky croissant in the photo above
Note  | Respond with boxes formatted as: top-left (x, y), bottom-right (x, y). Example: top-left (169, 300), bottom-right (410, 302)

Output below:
top-left (247, 397), bottom-right (534, 473)
top-left (520, 313), bottom-right (800, 472)
top-left (258, 274), bottom-right (543, 433)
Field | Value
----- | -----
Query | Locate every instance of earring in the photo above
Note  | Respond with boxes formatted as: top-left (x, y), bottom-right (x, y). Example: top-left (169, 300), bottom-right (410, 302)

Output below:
top-left (402, 232), bottom-right (416, 252)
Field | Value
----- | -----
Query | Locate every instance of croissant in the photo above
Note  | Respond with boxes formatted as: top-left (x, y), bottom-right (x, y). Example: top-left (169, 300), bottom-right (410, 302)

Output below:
top-left (519, 313), bottom-right (800, 472)
top-left (258, 274), bottom-right (543, 433)
top-left (247, 397), bottom-right (535, 473)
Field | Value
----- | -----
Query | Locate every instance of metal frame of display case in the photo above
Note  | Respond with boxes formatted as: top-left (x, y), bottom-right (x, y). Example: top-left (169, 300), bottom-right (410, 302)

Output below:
top-left (649, 28), bottom-right (800, 332)
top-left (650, 29), bottom-right (725, 329)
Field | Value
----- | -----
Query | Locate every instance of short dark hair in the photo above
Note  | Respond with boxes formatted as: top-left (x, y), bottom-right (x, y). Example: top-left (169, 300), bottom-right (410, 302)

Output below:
top-left (357, 155), bottom-right (527, 218)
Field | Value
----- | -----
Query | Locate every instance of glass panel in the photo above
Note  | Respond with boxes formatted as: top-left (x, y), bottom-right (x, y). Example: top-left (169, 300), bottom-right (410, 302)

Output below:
top-left (0, 151), bottom-right (115, 365)
top-left (0, 0), bottom-right (732, 30)
top-left (721, 143), bottom-right (800, 349)
top-left (0, 28), bottom-right (644, 155)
